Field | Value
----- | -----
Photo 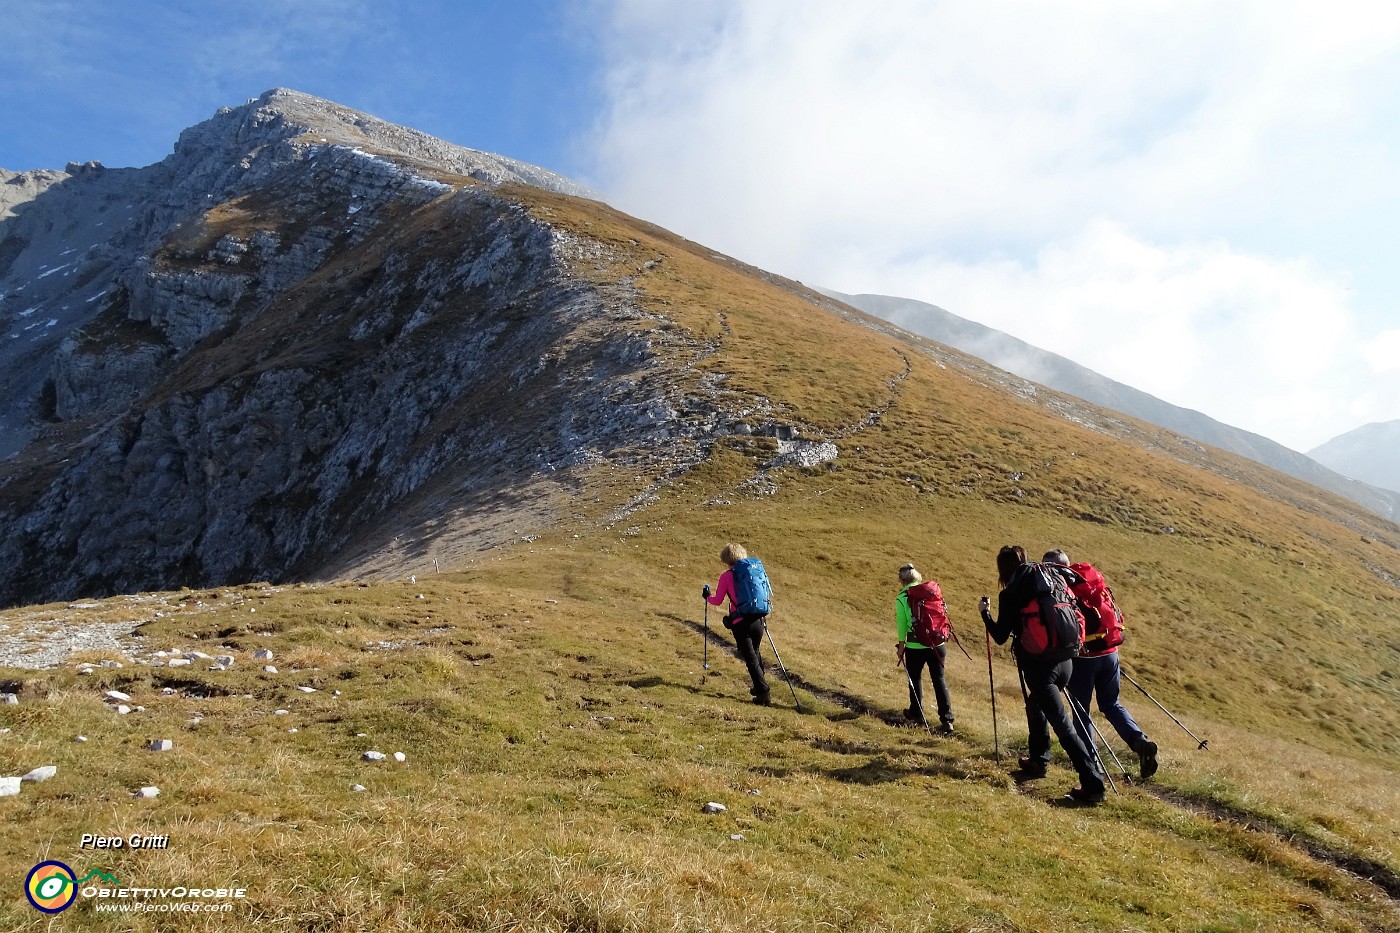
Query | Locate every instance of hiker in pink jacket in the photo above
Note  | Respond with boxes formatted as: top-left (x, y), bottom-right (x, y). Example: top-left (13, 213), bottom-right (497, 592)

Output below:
top-left (703, 543), bottom-right (771, 705)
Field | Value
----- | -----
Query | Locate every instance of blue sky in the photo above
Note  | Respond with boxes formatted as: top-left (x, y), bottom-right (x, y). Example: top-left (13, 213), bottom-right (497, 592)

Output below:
top-left (4, 0), bottom-right (1399, 453)
top-left (1, 0), bottom-right (602, 176)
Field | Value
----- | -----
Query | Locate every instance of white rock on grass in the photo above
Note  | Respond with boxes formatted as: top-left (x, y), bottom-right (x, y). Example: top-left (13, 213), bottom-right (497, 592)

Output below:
top-left (166, 658), bottom-right (192, 668)
top-left (273, 709), bottom-right (289, 716)
top-left (296, 686), bottom-right (316, 693)
top-left (392, 752), bottom-right (406, 762)
top-left (133, 786), bottom-right (160, 798)
top-left (702, 802), bottom-right (727, 814)
top-left (215, 655), bottom-right (235, 668)
top-left (21, 766), bottom-right (57, 782)
top-left (104, 690), bottom-right (131, 702)
top-left (253, 649), bottom-right (274, 661)
top-left (0, 777), bottom-right (21, 797)
top-left (2, 693), bottom-right (17, 705)
top-left (147, 740), bottom-right (174, 752)
top-left (115, 705), bottom-right (132, 715)
top-left (350, 784), bottom-right (367, 792)
top-left (74, 736), bottom-right (88, 743)
top-left (263, 666), bottom-right (278, 673)
top-left (362, 751), bottom-right (386, 762)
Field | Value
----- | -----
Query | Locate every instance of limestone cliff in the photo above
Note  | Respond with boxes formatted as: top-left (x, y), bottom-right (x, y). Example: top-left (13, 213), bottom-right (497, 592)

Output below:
top-left (0, 90), bottom-right (744, 605)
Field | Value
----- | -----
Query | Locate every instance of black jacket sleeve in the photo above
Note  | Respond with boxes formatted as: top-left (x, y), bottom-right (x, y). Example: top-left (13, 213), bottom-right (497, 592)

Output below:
top-left (981, 588), bottom-right (1018, 645)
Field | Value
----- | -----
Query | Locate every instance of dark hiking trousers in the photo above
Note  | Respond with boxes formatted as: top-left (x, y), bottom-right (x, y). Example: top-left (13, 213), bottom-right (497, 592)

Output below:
top-left (1020, 657), bottom-right (1106, 796)
top-left (727, 613), bottom-right (770, 698)
top-left (905, 644), bottom-right (953, 725)
top-left (1069, 651), bottom-right (1147, 751)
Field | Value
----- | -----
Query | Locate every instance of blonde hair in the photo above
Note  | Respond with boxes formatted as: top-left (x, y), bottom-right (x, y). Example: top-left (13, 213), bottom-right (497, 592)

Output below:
top-left (720, 543), bottom-right (748, 565)
top-left (899, 563), bottom-right (921, 585)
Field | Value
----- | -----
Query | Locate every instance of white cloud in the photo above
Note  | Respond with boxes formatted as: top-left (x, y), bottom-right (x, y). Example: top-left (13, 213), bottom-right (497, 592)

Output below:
top-left (1362, 330), bottom-right (1400, 374)
top-left (845, 221), bottom-right (1390, 450)
top-left (585, 0), bottom-right (1400, 451)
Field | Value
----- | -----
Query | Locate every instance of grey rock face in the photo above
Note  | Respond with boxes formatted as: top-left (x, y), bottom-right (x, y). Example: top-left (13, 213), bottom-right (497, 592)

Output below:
top-left (0, 90), bottom-right (767, 606)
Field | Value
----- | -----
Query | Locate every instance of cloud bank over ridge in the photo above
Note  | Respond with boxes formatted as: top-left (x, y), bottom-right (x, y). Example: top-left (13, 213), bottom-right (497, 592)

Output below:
top-left (584, 1), bottom-right (1400, 452)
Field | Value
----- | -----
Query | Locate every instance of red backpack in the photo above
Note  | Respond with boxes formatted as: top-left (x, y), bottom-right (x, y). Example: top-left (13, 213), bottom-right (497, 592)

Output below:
top-left (906, 581), bottom-right (950, 648)
top-left (1017, 563), bottom-right (1085, 660)
top-left (1068, 562), bottom-right (1124, 656)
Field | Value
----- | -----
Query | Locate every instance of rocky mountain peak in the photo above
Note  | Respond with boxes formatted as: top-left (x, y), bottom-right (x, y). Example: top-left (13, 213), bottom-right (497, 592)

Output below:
top-left (0, 91), bottom-right (652, 604)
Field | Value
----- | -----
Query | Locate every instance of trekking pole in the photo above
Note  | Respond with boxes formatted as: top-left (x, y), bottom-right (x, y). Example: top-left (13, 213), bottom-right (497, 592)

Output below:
top-left (947, 622), bottom-right (975, 661)
top-left (984, 630), bottom-right (1000, 764)
top-left (1062, 687), bottom-right (1117, 794)
top-left (762, 620), bottom-right (803, 712)
top-left (1064, 689), bottom-right (1126, 788)
top-left (1121, 670), bottom-right (1209, 750)
top-left (1076, 694), bottom-right (1130, 779)
top-left (702, 600), bottom-right (710, 672)
top-left (901, 657), bottom-right (936, 737)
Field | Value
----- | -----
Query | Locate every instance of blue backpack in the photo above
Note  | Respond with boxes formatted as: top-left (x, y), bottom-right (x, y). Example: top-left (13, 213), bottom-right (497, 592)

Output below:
top-left (731, 558), bottom-right (772, 617)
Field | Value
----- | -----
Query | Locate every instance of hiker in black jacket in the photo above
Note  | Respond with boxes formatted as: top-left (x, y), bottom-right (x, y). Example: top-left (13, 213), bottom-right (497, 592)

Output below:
top-left (980, 545), bottom-right (1106, 806)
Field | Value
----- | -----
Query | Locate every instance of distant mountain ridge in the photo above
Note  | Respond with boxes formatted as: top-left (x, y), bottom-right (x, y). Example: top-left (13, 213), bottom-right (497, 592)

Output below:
top-left (1309, 420), bottom-right (1400, 495)
top-left (830, 290), bottom-right (1400, 522)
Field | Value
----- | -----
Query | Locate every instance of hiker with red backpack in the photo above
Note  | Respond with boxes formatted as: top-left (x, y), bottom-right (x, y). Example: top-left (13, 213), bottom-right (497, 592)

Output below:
top-left (895, 563), bottom-right (956, 735)
top-left (1043, 549), bottom-right (1159, 780)
top-left (980, 545), bottom-right (1107, 806)
top-left (703, 543), bottom-right (773, 706)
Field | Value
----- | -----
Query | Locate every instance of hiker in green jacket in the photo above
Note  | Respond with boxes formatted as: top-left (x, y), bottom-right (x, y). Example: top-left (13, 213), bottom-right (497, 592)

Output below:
top-left (896, 563), bottom-right (954, 734)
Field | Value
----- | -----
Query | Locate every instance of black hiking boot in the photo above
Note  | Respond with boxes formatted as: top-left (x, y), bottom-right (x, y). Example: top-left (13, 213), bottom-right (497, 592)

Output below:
top-left (1061, 786), bottom-right (1105, 807)
top-left (1135, 739), bottom-right (1159, 780)
top-left (1014, 756), bottom-right (1047, 780)
top-left (903, 708), bottom-right (921, 723)
top-left (753, 692), bottom-right (772, 706)
top-left (936, 722), bottom-right (955, 736)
